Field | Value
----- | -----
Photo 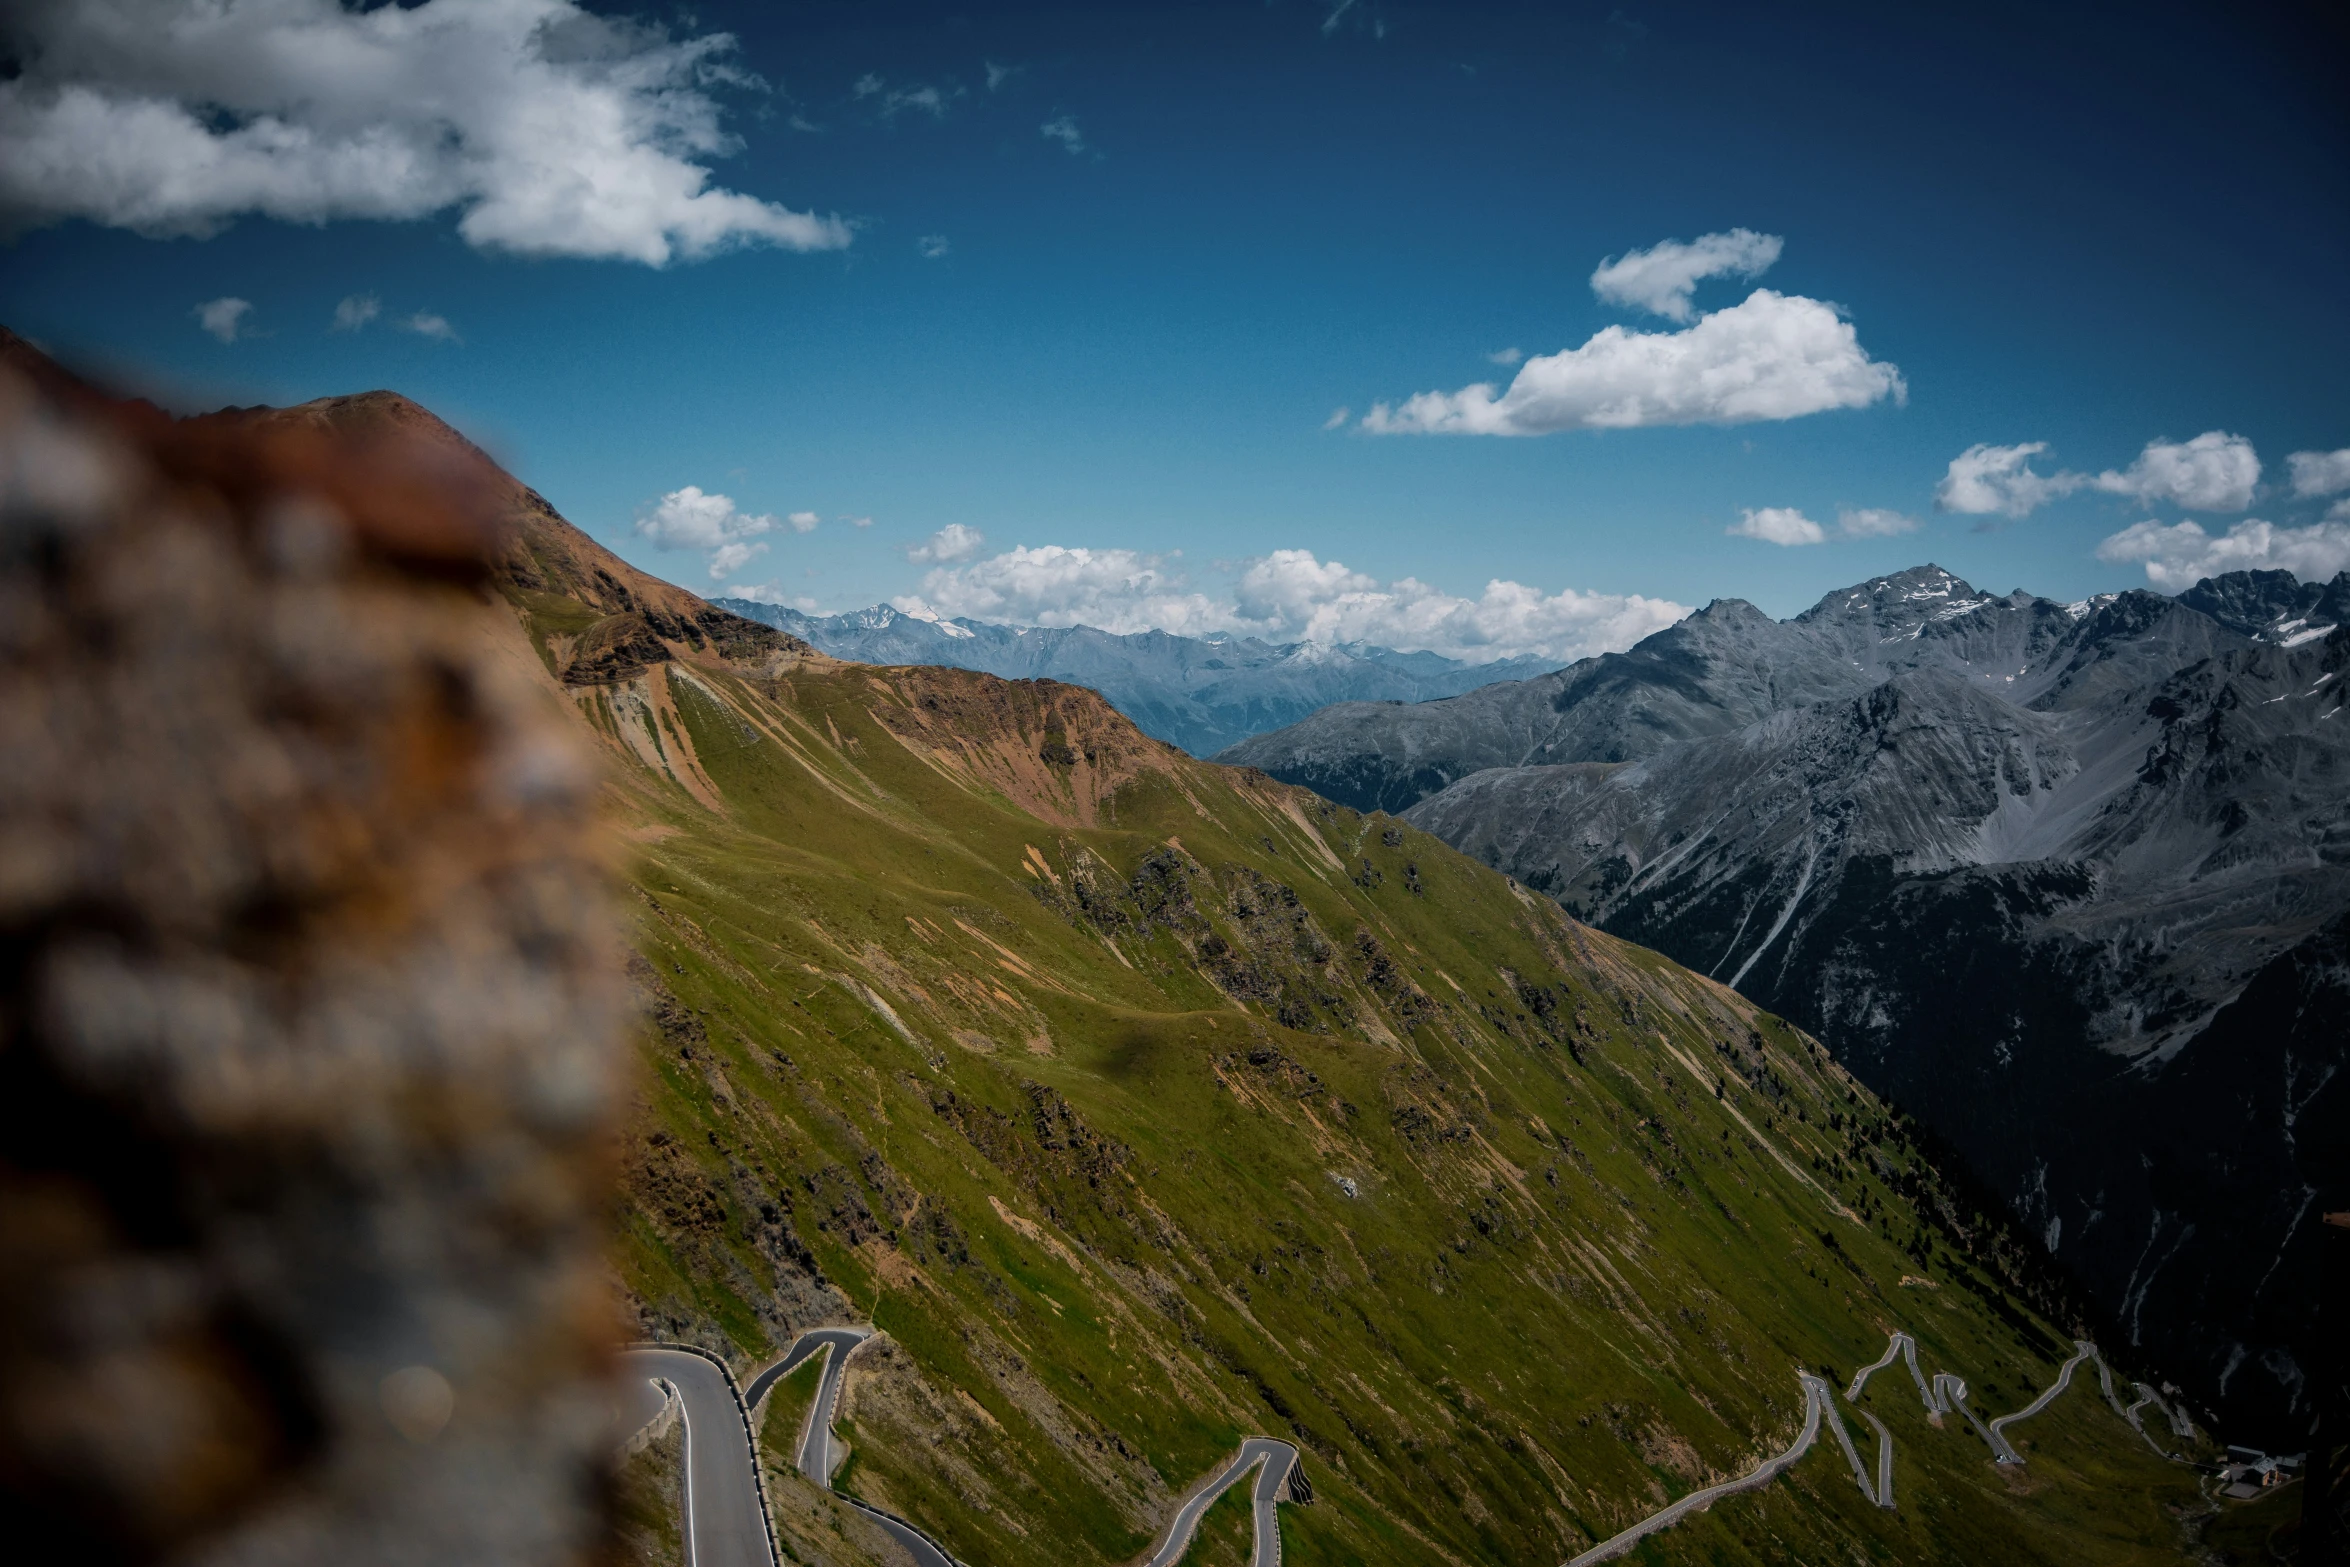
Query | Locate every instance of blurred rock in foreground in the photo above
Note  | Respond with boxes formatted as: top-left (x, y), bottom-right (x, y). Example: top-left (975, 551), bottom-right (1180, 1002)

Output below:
top-left (0, 338), bottom-right (628, 1565)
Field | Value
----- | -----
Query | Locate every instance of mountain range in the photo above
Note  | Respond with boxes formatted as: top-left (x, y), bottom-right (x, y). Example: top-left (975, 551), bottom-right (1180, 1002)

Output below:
top-left (50, 346), bottom-right (2223, 1565)
top-left (715, 598), bottom-right (1555, 757)
top-left (1222, 563), bottom-right (2350, 1444)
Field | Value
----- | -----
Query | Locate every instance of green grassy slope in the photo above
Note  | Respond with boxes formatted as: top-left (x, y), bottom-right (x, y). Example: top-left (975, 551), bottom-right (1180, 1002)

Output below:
top-left (570, 639), bottom-right (2208, 1567)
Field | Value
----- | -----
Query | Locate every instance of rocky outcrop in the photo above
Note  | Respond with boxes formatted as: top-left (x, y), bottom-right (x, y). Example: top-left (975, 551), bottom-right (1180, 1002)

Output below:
top-left (0, 352), bottom-right (629, 1561)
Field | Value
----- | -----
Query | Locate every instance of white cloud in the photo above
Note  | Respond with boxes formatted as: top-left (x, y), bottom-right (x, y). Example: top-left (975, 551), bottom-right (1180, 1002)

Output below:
top-left (1322, 406), bottom-right (1351, 431)
top-left (849, 515), bottom-right (875, 528)
top-left (1363, 290), bottom-right (1902, 436)
top-left (898, 544), bottom-right (1690, 663)
top-left (1727, 506), bottom-right (1826, 546)
top-left (727, 584), bottom-right (822, 611)
top-left (1041, 115), bottom-right (1088, 155)
top-left (706, 540), bottom-right (766, 580)
top-left (984, 61), bottom-right (1020, 92)
top-left (0, 0), bottom-right (850, 266)
top-left (916, 233), bottom-right (949, 259)
top-left (1589, 228), bottom-right (1783, 322)
top-left (899, 546), bottom-right (1219, 635)
top-left (401, 310), bottom-right (459, 343)
top-left (1836, 506), bottom-right (1919, 538)
top-left (636, 485), bottom-right (793, 580)
top-left (1486, 346), bottom-right (1523, 366)
top-left (2096, 517), bottom-right (2350, 590)
top-left (787, 511), bottom-right (820, 534)
top-left (906, 523), bottom-right (986, 564)
top-left (2287, 448), bottom-right (2350, 498)
top-left (2089, 432), bottom-right (2259, 512)
top-left (193, 295), bottom-right (252, 343)
top-left (329, 293), bottom-right (379, 332)
top-left (1934, 441), bottom-right (2080, 518)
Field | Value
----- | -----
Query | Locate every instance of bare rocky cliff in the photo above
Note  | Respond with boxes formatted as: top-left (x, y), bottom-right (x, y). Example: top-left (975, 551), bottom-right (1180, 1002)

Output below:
top-left (0, 343), bottom-right (631, 1563)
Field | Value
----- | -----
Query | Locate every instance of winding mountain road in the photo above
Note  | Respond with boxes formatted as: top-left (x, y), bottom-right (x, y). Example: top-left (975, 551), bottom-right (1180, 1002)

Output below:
top-left (618, 1346), bottom-right (779, 1567)
top-left (1566, 1371), bottom-right (1833, 1566)
top-left (622, 1332), bottom-right (1298, 1567)
top-left (1140, 1437), bottom-right (1301, 1567)
top-left (1566, 1334), bottom-right (2199, 1564)
top-left (624, 1321), bottom-right (2186, 1567)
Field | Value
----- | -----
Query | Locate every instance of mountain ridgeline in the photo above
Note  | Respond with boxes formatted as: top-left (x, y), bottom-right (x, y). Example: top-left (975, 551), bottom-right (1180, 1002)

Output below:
top-left (1224, 564), bottom-right (2350, 1445)
top-left (717, 598), bottom-right (1554, 757)
top-left (186, 382), bottom-right (2219, 1565)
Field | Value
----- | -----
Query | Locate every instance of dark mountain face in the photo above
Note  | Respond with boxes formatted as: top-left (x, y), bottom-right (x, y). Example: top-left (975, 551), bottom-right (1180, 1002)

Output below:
top-left (1216, 566), bottom-right (2122, 811)
top-left (2179, 567), bottom-right (2350, 644)
top-left (1236, 564), bottom-right (2350, 1444)
top-left (714, 599), bottom-right (1554, 755)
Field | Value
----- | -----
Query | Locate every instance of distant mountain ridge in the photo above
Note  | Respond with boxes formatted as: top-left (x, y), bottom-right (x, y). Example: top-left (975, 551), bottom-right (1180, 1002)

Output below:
top-left (715, 598), bottom-right (1555, 756)
top-left (1224, 563), bottom-right (2350, 1444)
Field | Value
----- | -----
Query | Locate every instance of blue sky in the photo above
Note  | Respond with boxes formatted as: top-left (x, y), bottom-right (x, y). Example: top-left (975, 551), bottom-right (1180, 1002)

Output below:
top-left (3, 0), bottom-right (2346, 659)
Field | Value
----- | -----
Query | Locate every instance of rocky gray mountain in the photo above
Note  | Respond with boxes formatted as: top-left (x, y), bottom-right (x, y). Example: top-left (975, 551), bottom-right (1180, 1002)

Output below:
top-left (715, 599), bottom-right (1553, 756)
top-left (1227, 564), bottom-right (2350, 1445)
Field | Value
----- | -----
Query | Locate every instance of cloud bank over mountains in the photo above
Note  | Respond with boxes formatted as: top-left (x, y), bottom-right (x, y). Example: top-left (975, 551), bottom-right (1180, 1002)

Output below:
top-left (1363, 232), bottom-right (1904, 436)
top-left (1926, 430), bottom-right (2350, 586)
top-left (886, 544), bottom-right (1689, 664)
top-left (2097, 518), bottom-right (2350, 590)
top-left (0, 0), bottom-right (849, 265)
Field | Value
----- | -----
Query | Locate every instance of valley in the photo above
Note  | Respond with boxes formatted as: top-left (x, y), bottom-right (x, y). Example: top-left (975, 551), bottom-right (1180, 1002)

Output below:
top-left (345, 391), bottom-right (2225, 1563)
top-left (1225, 565), bottom-right (2350, 1445)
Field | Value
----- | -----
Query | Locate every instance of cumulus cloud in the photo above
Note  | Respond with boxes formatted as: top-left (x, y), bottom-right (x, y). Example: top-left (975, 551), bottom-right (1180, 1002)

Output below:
top-left (193, 296), bottom-right (252, 343)
top-left (1934, 441), bottom-right (2080, 518)
top-left (906, 523), bottom-right (986, 564)
top-left (1322, 406), bottom-right (1351, 431)
top-left (916, 233), bottom-right (950, 259)
top-left (2097, 517), bottom-right (2350, 590)
top-left (897, 544), bottom-right (1690, 663)
top-left (1363, 290), bottom-right (1902, 436)
top-left (1836, 506), bottom-right (1919, 537)
top-left (2287, 448), bottom-right (2350, 498)
top-left (401, 310), bottom-right (459, 343)
top-left (2089, 432), bottom-right (2259, 511)
top-left (1727, 507), bottom-right (1825, 546)
top-left (1589, 228), bottom-right (1784, 321)
top-left (0, 0), bottom-right (850, 266)
top-left (1040, 115), bottom-right (1088, 155)
top-left (1940, 432), bottom-right (2263, 520)
top-left (635, 484), bottom-right (788, 579)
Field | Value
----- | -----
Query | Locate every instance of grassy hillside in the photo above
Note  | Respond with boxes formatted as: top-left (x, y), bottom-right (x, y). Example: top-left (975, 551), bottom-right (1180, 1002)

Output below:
top-left (566, 633), bottom-right (2208, 1565)
top-left (220, 387), bottom-right (2206, 1565)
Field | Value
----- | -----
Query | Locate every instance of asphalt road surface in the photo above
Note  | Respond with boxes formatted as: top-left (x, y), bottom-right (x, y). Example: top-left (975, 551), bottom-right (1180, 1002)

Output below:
top-left (622, 1320), bottom-right (2169, 1567)
top-left (1567, 1370), bottom-right (1830, 1566)
top-left (1570, 1332), bottom-right (2182, 1562)
top-left (744, 1327), bottom-right (871, 1486)
top-left (628, 1331), bottom-right (971, 1567)
top-left (1141, 1437), bottom-right (1301, 1567)
top-left (620, 1346), bottom-right (776, 1567)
